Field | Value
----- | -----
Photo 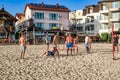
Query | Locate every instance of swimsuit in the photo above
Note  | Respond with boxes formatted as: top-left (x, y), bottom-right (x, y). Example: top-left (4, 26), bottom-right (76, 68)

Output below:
top-left (66, 43), bottom-right (73, 48)
top-left (20, 44), bottom-right (26, 53)
top-left (48, 51), bottom-right (54, 56)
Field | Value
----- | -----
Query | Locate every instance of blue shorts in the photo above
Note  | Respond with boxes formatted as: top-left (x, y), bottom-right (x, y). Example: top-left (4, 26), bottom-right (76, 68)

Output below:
top-left (48, 51), bottom-right (54, 56)
top-left (66, 43), bottom-right (73, 48)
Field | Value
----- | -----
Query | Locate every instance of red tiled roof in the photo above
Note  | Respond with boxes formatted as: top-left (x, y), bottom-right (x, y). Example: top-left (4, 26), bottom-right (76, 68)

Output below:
top-left (15, 13), bottom-right (24, 19)
top-left (24, 3), bottom-right (71, 13)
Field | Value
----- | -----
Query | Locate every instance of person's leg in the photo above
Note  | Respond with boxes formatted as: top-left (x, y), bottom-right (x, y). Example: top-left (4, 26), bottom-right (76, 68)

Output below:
top-left (20, 51), bottom-right (23, 59)
top-left (20, 46), bottom-right (24, 59)
top-left (40, 51), bottom-right (47, 57)
top-left (73, 45), bottom-right (75, 53)
top-left (55, 48), bottom-right (59, 55)
top-left (47, 44), bottom-right (49, 51)
top-left (67, 48), bottom-right (69, 55)
top-left (86, 47), bottom-right (90, 53)
top-left (117, 45), bottom-right (119, 51)
top-left (70, 48), bottom-right (72, 55)
top-left (22, 49), bottom-right (26, 59)
top-left (77, 46), bottom-right (78, 53)
top-left (86, 47), bottom-right (88, 53)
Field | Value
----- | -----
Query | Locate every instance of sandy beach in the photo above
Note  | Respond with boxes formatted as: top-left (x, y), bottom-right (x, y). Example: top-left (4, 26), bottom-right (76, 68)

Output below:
top-left (0, 43), bottom-right (120, 80)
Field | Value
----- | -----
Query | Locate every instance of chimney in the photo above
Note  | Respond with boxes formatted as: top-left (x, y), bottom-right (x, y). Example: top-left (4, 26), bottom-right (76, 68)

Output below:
top-left (41, 2), bottom-right (44, 7)
top-left (56, 3), bottom-right (59, 8)
top-left (2, 4), bottom-right (4, 10)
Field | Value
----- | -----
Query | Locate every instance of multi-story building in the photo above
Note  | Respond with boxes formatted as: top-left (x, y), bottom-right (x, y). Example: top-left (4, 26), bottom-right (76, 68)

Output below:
top-left (16, 2), bottom-right (70, 31)
top-left (69, 0), bottom-right (120, 36)
top-left (69, 5), bottom-right (100, 35)
top-left (15, 2), bottom-right (70, 44)
top-left (69, 10), bottom-right (84, 32)
top-left (99, 0), bottom-right (120, 35)
top-left (0, 7), bottom-right (16, 43)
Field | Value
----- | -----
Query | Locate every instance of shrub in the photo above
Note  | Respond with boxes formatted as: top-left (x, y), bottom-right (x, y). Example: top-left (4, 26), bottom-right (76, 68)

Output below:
top-left (107, 33), bottom-right (111, 43)
top-left (101, 33), bottom-right (108, 41)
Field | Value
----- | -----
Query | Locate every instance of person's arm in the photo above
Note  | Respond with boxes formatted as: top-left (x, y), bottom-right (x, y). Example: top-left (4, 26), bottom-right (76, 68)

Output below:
top-left (55, 48), bottom-right (59, 55)
top-left (66, 37), bottom-right (68, 43)
top-left (52, 36), bottom-right (56, 43)
top-left (19, 38), bottom-right (21, 44)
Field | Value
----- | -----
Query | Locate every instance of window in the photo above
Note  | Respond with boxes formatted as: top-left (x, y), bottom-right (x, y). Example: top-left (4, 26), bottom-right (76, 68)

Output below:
top-left (77, 27), bottom-right (83, 31)
top-left (103, 24), bottom-right (108, 29)
top-left (34, 12), bottom-right (44, 19)
top-left (114, 23), bottom-right (119, 29)
top-left (103, 6), bottom-right (108, 10)
top-left (35, 22), bottom-right (44, 30)
top-left (91, 25), bottom-right (94, 31)
top-left (90, 9), bottom-right (93, 14)
top-left (49, 23), bottom-right (59, 29)
top-left (49, 13), bottom-right (59, 20)
top-left (112, 12), bottom-right (119, 19)
top-left (97, 16), bottom-right (100, 21)
top-left (112, 2), bottom-right (119, 8)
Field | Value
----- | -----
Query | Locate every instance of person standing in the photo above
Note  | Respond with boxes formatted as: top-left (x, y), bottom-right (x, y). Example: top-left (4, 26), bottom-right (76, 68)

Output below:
top-left (113, 33), bottom-right (119, 51)
top-left (52, 33), bottom-right (64, 50)
top-left (73, 35), bottom-right (79, 53)
top-left (88, 36), bottom-right (92, 50)
top-left (45, 33), bottom-right (49, 51)
top-left (118, 35), bottom-right (120, 50)
top-left (19, 33), bottom-right (26, 59)
top-left (85, 34), bottom-right (90, 53)
top-left (66, 33), bottom-right (73, 55)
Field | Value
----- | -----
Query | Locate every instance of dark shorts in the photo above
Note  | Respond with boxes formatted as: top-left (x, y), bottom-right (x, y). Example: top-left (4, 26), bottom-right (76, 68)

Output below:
top-left (114, 43), bottom-right (118, 46)
top-left (66, 43), bottom-right (73, 48)
top-left (48, 51), bottom-right (54, 56)
top-left (46, 42), bottom-right (49, 45)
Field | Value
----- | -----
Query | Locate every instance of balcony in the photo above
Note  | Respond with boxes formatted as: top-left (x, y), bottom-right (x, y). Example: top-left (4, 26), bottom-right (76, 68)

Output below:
top-left (99, 10), bottom-right (109, 14)
top-left (110, 18), bottom-right (120, 22)
top-left (100, 20), bottom-right (109, 23)
top-left (110, 8), bottom-right (120, 12)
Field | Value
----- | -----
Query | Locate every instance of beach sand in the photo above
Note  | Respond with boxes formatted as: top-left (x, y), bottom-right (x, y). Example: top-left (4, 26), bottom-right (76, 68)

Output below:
top-left (0, 43), bottom-right (120, 80)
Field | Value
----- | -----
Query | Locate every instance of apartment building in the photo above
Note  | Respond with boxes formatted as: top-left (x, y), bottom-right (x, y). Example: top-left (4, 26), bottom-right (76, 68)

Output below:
top-left (69, 0), bottom-right (120, 35)
top-left (69, 10), bottom-right (84, 32)
top-left (69, 5), bottom-right (100, 35)
top-left (99, 0), bottom-right (120, 35)
top-left (15, 2), bottom-right (70, 31)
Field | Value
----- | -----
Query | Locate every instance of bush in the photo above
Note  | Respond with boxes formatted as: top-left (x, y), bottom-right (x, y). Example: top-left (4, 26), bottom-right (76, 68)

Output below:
top-left (101, 33), bottom-right (108, 41)
top-left (107, 33), bottom-right (111, 43)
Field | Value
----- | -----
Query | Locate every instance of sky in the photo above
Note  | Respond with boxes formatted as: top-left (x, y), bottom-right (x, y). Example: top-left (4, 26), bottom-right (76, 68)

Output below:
top-left (0, 0), bottom-right (99, 16)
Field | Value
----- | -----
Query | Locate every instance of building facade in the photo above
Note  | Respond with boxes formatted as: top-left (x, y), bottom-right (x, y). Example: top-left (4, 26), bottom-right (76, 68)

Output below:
top-left (16, 3), bottom-right (70, 31)
top-left (69, 0), bottom-right (120, 36)
top-left (99, 0), bottom-right (120, 35)
top-left (69, 5), bottom-right (100, 35)
top-left (0, 7), bottom-right (16, 43)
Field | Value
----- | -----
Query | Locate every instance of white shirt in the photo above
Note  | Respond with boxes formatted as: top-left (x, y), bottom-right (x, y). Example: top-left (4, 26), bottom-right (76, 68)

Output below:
top-left (85, 36), bottom-right (89, 43)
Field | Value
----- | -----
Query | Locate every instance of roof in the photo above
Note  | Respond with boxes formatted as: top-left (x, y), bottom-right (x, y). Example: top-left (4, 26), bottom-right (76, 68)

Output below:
top-left (0, 8), bottom-right (17, 21)
top-left (15, 13), bottom-right (24, 19)
top-left (93, 5), bottom-right (99, 12)
top-left (24, 2), bottom-right (71, 13)
top-left (98, 0), bottom-right (120, 3)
